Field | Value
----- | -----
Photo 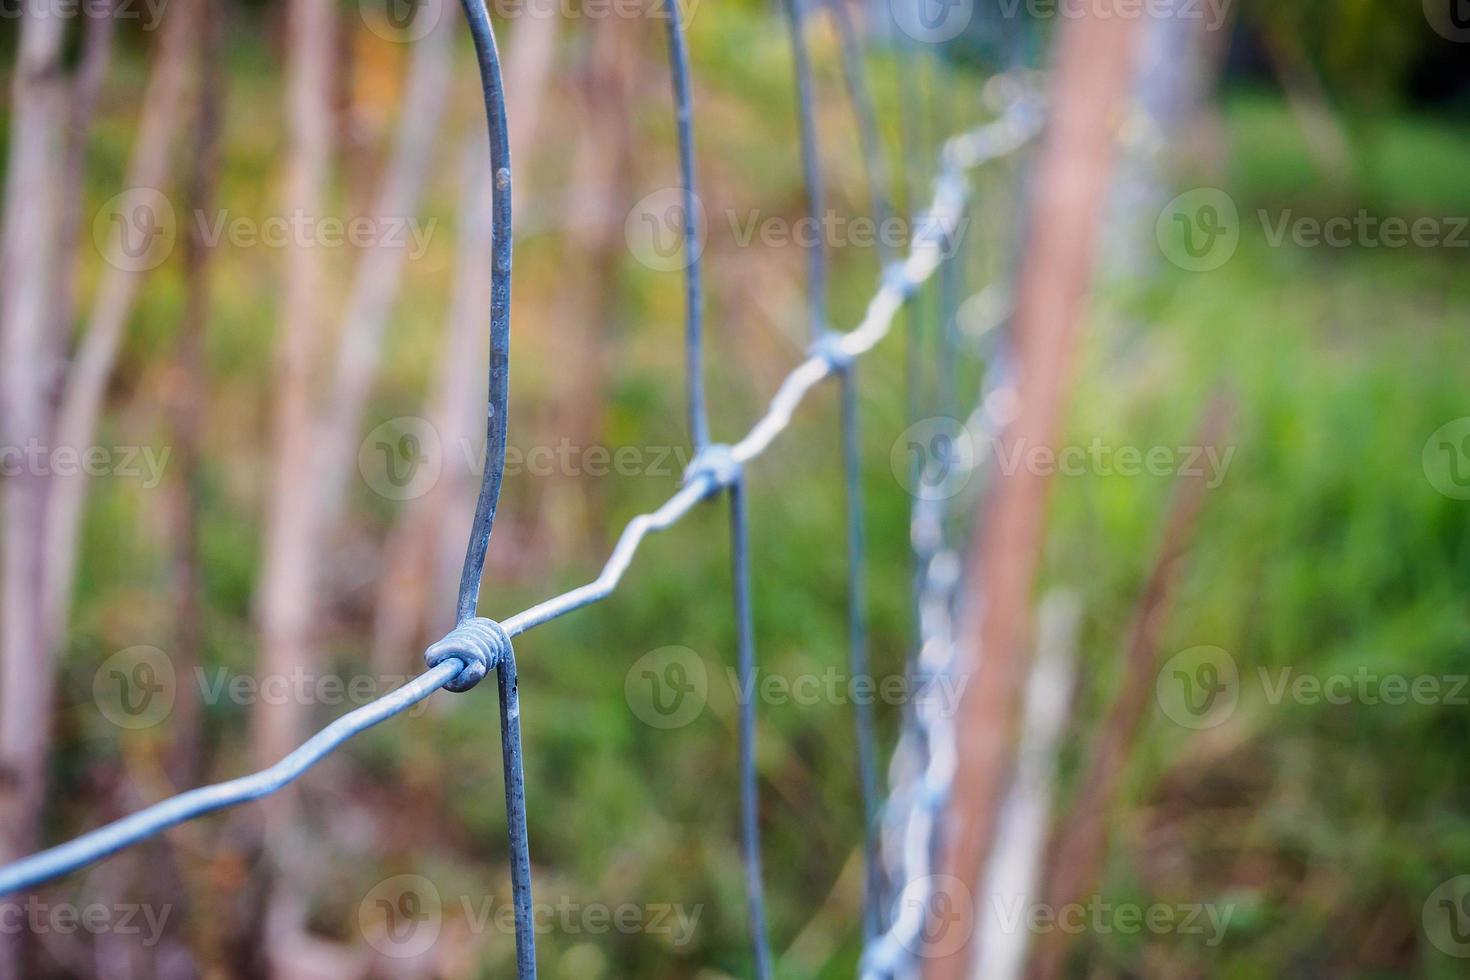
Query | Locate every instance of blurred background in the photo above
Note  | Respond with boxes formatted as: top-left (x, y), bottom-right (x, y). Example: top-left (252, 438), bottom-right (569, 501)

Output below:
top-left (1, 0), bottom-right (1469, 976)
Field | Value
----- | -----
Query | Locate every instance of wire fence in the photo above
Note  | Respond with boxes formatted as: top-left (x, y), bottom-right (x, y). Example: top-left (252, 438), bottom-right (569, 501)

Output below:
top-left (0, 1), bottom-right (1044, 976)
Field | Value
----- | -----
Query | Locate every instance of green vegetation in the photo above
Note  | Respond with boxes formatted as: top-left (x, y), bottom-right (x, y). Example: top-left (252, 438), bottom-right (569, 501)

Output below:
top-left (8, 8), bottom-right (1468, 976)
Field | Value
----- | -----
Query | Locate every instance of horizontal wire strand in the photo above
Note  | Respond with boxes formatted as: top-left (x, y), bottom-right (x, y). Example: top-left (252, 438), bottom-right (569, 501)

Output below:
top-left (0, 101), bottom-right (1040, 901)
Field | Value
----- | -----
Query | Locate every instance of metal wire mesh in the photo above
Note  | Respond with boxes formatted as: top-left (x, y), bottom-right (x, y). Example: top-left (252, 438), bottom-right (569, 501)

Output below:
top-left (0, 3), bottom-right (1044, 976)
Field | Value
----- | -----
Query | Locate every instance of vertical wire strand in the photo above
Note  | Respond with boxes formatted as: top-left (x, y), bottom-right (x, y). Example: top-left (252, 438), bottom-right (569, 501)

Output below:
top-left (455, 0), bottom-right (513, 624)
top-left (823, 0), bottom-right (887, 939)
top-left (781, 0), bottom-right (828, 339)
top-left (454, 2), bottom-right (535, 975)
top-left (661, 0), bottom-right (708, 453)
top-left (729, 477), bottom-right (773, 979)
top-left (839, 363), bottom-right (881, 940)
top-left (825, 0), bottom-right (895, 271)
top-left (498, 653), bottom-right (536, 979)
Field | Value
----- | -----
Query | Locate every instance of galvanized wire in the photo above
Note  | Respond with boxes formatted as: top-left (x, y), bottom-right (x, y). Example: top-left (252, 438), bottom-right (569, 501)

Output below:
top-left (660, 0), bottom-right (708, 453)
top-left (860, 83), bottom-right (1045, 980)
top-left (0, 26), bottom-right (1042, 978)
top-left (781, 0), bottom-right (828, 340)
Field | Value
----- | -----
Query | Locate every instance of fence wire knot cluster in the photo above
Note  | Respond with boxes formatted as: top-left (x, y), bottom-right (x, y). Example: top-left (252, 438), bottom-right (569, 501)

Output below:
top-left (0, 0), bottom-right (1043, 976)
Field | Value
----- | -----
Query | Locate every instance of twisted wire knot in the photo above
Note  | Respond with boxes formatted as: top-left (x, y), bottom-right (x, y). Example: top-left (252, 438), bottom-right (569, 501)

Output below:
top-left (425, 617), bottom-right (511, 693)
top-left (808, 332), bottom-right (854, 373)
top-left (683, 443), bottom-right (742, 492)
